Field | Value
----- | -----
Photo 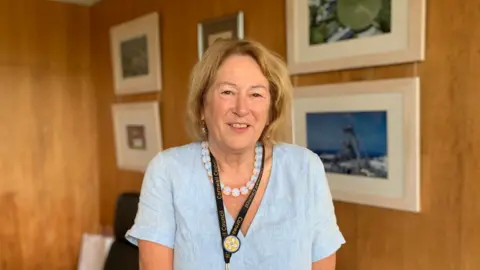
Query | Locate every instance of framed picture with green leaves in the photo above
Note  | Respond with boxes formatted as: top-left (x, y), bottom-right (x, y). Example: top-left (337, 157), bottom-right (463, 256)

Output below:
top-left (286, 0), bottom-right (426, 74)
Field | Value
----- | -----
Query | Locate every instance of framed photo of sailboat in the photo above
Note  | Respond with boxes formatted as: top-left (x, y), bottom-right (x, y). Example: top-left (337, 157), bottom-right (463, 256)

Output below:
top-left (292, 77), bottom-right (421, 212)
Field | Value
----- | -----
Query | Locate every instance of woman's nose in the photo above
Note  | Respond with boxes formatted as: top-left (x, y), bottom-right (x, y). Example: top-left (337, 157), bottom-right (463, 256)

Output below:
top-left (233, 95), bottom-right (248, 116)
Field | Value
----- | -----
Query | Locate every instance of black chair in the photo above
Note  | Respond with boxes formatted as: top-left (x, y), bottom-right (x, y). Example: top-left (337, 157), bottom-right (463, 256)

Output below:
top-left (103, 192), bottom-right (140, 270)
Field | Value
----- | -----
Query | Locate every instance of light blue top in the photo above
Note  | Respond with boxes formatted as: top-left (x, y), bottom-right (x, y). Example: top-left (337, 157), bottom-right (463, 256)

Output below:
top-left (125, 141), bottom-right (345, 270)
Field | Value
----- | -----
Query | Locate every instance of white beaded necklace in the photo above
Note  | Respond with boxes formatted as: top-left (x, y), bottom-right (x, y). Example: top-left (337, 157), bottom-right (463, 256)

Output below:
top-left (201, 141), bottom-right (263, 197)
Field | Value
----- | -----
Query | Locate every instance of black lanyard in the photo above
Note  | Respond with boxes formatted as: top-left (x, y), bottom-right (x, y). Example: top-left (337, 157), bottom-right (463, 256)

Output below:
top-left (209, 144), bottom-right (265, 270)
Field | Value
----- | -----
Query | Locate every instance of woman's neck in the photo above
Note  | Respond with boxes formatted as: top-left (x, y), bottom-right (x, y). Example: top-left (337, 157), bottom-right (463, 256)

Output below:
top-left (207, 140), bottom-right (255, 175)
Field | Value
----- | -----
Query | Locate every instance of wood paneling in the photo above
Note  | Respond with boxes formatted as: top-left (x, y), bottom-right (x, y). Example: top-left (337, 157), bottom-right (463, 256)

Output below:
top-left (90, 0), bottom-right (287, 227)
top-left (0, 0), bottom-right (99, 269)
top-left (91, 0), bottom-right (480, 269)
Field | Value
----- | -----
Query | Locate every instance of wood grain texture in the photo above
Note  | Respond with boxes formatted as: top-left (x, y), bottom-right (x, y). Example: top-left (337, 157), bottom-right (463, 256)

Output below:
top-left (0, 0), bottom-right (99, 269)
top-left (91, 0), bottom-right (480, 269)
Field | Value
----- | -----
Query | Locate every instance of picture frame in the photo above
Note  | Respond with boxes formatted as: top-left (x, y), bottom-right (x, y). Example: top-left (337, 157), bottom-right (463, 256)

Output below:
top-left (292, 77), bottom-right (421, 212)
top-left (111, 101), bottom-right (163, 172)
top-left (286, 0), bottom-right (426, 74)
top-left (110, 12), bottom-right (162, 95)
top-left (197, 11), bottom-right (244, 59)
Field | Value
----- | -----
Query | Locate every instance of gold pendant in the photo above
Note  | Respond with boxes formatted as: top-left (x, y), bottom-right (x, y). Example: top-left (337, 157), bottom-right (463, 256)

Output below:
top-left (223, 235), bottom-right (241, 253)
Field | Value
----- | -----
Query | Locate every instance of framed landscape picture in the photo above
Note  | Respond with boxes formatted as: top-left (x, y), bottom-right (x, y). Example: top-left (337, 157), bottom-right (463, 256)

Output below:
top-left (111, 101), bottom-right (163, 172)
top-left (110, 12), bottom-right (162, 95)
top-left (197, 11), bottom-right (244, 59)
top-left (292, 77), bottom-right (421, 212)
top-left (286, 0), bottom-right (426, 74)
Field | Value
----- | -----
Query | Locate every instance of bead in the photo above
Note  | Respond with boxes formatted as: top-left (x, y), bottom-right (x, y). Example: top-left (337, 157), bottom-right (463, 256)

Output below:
top-left (223, 186), bottom-right (232, 195)
top-left (240, 186), bottom-right (249, 195)
top-left (201, 141), bottom-right (262, 197)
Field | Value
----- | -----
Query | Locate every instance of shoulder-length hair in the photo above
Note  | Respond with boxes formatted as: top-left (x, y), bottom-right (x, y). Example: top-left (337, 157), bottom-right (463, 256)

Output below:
top-left (185, 39), bottom-right (293, 145)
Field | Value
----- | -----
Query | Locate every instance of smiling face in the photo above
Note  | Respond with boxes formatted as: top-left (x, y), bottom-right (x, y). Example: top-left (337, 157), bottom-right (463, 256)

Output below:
top-left (202, 54), bottom-right (271, 152)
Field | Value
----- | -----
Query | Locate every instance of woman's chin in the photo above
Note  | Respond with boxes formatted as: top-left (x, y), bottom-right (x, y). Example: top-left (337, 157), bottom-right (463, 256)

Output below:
top-left (217, 138), bottom-right (259, 152)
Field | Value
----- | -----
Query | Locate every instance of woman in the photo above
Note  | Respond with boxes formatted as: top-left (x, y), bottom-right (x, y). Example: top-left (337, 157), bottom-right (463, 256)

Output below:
top-left (125, 39), bottom-right (345, 270)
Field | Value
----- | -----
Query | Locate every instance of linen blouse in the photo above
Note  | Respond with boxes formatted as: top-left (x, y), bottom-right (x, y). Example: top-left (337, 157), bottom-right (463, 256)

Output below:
top-left (125, 141), bottom-right (346, 270)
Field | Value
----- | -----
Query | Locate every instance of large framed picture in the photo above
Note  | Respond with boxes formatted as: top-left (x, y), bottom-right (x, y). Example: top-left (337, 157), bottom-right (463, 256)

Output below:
top-left (111, 101), bottom-right (163, 172)
top-left (110, 12), bottom-right (162, 95)
top-left (292, 77), bottom-right (421, 212)
top-left (286, 0), bottom-right (426, 74)
top-left (197, 11), bottom-right (244, 59)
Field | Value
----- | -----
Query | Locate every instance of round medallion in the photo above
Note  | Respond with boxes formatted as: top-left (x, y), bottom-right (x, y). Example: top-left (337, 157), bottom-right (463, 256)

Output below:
top-left (223, 235), bottom-right (241, 253)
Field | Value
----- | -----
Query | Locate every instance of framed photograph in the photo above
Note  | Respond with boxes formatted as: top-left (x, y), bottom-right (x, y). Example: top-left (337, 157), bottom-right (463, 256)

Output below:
top-left (111, 101), bottom-right (163, 172)
top-left (292, 77), bottom-right (421, 212)
top-left (286, 0), bottom-right (426, 74)
top-left (110, 12), bottom-right (162, 95)
top-left (197, 11), bottom-right (244, 59)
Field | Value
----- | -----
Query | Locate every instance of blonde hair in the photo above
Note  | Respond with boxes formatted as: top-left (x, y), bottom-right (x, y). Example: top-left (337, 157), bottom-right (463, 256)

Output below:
top-left (185, 38), bottom-right (293, 145)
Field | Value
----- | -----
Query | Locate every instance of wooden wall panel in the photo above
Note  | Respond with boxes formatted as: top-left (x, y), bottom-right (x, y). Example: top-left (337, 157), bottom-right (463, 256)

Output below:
top-left (91, 0), bottom-right (480, 269)
top-left (0, 0), bottom-right (99, 269)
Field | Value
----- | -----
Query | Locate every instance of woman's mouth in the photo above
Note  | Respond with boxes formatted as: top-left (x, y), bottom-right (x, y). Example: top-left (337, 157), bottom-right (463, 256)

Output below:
top-left (230, 123), bottom-right (249, 128)
top-left (228, 123), bottom-right (250, 132)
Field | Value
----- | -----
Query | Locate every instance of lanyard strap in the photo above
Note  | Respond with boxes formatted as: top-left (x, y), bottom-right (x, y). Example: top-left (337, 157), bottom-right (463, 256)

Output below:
top-left (210, 144), bottom-right (266, 267)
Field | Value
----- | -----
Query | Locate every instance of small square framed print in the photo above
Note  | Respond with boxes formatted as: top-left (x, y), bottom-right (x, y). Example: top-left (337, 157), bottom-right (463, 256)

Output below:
top-left (197, 11), bottom-right (244, 59)
top-left (111, 101), bottom-right (163, 172)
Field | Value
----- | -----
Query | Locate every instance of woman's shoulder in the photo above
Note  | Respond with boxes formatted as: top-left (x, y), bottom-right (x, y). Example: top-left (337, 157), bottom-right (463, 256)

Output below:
top-left (273, 142), bottom-right (322, 167)
top-left (271, 142), bottom-right (326, 182)
top-left (147, 141), bottom-right (201, 170)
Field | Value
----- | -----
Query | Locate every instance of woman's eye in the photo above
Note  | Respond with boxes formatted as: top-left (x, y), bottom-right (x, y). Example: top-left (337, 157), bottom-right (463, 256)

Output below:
top-left (252, 93), bottom-right (263, 98)
top-left (221, 90), bottom-right (233, 95)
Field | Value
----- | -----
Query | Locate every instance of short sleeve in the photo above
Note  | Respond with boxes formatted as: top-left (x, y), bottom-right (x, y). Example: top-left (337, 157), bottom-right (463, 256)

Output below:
top-left (125, 154), bottom-right (176, 249)
top-left (307, 151), bottom-right (346, 262)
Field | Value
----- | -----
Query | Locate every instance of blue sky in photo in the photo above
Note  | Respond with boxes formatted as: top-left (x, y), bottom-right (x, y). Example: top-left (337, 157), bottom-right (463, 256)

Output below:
top-left (306, 111), bottom-right (388, 156)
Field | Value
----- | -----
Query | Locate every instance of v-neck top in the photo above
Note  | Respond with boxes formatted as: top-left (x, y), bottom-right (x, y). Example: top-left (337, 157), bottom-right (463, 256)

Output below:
top-left (125, 141), bottom-right (345, 270)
